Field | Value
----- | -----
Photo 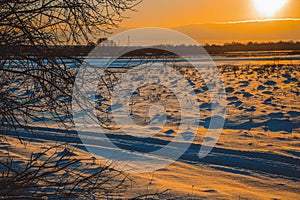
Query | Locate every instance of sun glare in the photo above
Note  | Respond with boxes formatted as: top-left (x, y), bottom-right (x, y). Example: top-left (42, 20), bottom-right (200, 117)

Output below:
top-left (253, 0), bottom-right (288, 17)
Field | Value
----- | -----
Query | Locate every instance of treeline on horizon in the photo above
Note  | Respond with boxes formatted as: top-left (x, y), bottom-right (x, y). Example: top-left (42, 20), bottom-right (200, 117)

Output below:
top-left (1, 41), bottom-right (300, 58)
top-left (204, 41), bottom-right (300, 54)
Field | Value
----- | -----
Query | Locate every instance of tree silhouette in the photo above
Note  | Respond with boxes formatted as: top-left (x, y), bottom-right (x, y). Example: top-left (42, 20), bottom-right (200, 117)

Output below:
top-left (0, 0), bottom-right (141, 133)
top-left (0, 1), bottom-right (144, 199)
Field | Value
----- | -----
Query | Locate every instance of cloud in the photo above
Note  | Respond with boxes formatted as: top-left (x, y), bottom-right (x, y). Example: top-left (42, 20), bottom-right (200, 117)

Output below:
top-left (213, 18), bottom-right (300, 24)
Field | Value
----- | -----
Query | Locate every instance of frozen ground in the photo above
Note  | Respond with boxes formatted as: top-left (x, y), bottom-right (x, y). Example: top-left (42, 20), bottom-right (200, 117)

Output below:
top-left (1, 64), bottom-right (299, 199)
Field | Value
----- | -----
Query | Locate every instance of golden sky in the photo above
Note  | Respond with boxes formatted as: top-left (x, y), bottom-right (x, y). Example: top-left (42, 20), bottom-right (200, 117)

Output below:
top-left (122, 0), bottom-right (300, 27)
top-left (114, 0), bottom-right (300, 43)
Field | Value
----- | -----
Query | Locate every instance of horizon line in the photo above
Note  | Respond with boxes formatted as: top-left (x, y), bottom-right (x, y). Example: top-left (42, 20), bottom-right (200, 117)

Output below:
top-left (119, 18), bottom-right (300, 29)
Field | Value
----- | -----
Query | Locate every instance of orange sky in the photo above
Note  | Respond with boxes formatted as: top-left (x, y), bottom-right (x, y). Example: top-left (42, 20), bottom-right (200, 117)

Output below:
top-left (112, 0), bottom-right (300, 43)
top-left (122, 0), bottom-right (300, 27)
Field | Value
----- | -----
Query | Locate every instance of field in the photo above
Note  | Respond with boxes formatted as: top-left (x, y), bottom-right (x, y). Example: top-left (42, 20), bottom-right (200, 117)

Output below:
top-left (1, 63), bottom-right (299, 199)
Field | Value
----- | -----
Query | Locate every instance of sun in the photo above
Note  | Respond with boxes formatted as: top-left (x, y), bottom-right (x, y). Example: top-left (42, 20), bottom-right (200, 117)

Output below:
top-left (253, 0), bottom-right (288, 17)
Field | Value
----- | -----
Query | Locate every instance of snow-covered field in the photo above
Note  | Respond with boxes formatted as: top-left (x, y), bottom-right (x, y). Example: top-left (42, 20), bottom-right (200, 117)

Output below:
top-left (1, 63), bottom-right (299, 199)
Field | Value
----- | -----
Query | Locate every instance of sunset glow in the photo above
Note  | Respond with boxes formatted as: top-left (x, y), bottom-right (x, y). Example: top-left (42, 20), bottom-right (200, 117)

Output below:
top-left (1, 0), bottom-right (300, 199)
top-left (253, 0), bottom-right (288, 17)
top-left (116, 0), bottom-right (300, 43)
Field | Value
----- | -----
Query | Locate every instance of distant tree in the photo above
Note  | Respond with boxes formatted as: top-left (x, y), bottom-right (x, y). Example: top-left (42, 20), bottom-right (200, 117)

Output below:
top-left (97, 37), bottom-right (117, 46)
top-left (97, 37), bottom-right (109, 45)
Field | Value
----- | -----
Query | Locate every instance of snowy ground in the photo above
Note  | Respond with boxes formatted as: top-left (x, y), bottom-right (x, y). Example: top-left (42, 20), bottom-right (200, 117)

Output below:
top-left (1, 64), bottom-right (299, 199)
